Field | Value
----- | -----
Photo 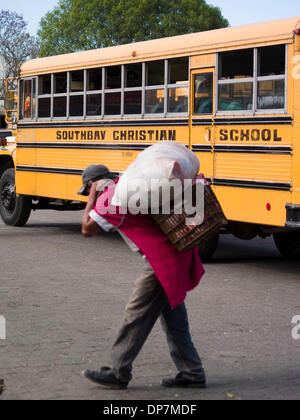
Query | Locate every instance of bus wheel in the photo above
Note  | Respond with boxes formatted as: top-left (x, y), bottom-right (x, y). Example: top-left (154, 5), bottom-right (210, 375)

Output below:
top-left (0, 168), bottom-right (31, 226)
top-left (198, 233), bottom-right (219, 262)
top-left (273, 231), bottom-right (300, 259)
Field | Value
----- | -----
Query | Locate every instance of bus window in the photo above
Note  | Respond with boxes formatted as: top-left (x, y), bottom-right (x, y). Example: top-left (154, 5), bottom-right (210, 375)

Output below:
top-left (54, 72), bottom-right (67, 94)
top-left (38, 75), bottom-right (51, 118)
top-left (125, 63), bottom-right (142, 88)
top-left (86, 93), bottom-right (102, 116)
top-left (218, 49), bottom-right (253, 112)
top-left (23, 80), bottom-right (32, 119)
top-left (257, 45), bottom-right (286, 110)
top-left (193, 73), bottom-right (213, 115)
top-left (146, 60), bottom-right (164, 86)
top-left (87, 68), bottom-right (102, 91)
top-left (218, 82), bottom-right (253, 111)
top-left (105, 92), bottom-right (121, 115)
top-left (168, 58), bottom-right (189, 113)
top-left (124, 91), bottom-right (142, 115)
top-left (145, 89), bottom-right (165, 114)
top-left (53, 96), bottom-right (67, 118)
top-left (106, 66), bottom-right (121, 89)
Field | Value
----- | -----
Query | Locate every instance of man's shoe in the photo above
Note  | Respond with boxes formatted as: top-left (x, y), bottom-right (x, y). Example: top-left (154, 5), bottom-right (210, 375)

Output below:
top-left (161, 373), bottom-right (206, 389)
top-left (83, 367), bottom-right (128, 389)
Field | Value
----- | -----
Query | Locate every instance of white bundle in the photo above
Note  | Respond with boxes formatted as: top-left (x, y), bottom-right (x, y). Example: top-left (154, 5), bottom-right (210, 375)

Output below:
top-left (111, 141), bottom-right (200, 210)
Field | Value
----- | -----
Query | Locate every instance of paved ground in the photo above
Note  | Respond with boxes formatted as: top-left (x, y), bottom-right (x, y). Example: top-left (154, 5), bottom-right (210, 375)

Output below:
top-left (0, 210), bottom-right (300, 400)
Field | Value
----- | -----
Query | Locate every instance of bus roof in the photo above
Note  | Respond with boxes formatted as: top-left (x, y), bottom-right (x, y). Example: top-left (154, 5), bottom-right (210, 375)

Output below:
top-left (21, 16), bottom-right (300, 77)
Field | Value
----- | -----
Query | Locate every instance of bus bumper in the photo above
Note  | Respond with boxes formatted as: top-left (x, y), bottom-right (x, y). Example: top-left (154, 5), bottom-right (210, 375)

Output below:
top-left (286, 204), bottom-right (300, 229)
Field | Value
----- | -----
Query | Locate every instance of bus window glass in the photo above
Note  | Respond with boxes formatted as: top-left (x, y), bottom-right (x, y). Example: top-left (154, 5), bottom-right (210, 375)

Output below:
top-left (168, 87), bottom-right (188, 113)
top-left (106, 66), bottom-right (121, 89)
top-left (258, 45), bottom-right (285, 76)
top-left (39, 75), bottom-right (51, 95)
top-left (145, 89), bottom-right (165, 114)
top-left (125, 64), bottom-right (142, 88)
top-left (218, 82), bottom-right (253, 111)
top-left (71, 70), bottom-right (84, 92)
top-left (32, 79), bottom-right (36, 119)
top-left (86, 94), bottom-right (102, 116)
top-left (146, 61), bottom-right (164, 86)
top-left (124, 91), bottom-right (142, 114)
top-left (169, 58), bottom-right (188, 84)
top-left (257, 79), bottom-right (285, 110)
top-left (87, 68), bottom-right (102, 91)
top-left (70, 95), bottom-right (84, 116)
top-left (38, 98), bottom-right (51, 118)
top-left (219, 49), bottom-right (253, 79)
top-left (54, 72), bottom-right (67, 94)
top-left (105, 92), bottom-right (121, 115)
top-left (53, 96), bottom-right (67, 117)
top-left (24, 80), bottom-right (32, 119)
top-left (193, 73), bottom-right (213, 115)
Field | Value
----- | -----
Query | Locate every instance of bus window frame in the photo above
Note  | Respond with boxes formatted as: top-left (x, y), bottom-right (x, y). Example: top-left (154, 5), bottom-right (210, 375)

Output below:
top-left (20, 76), bottom-right (38, 121)
top-left (215, 45), bottom-right (288, 116)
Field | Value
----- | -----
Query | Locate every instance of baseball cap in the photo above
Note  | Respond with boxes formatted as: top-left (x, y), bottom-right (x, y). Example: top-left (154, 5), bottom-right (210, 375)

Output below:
top-left (78, 164), bottom-right (115, 196)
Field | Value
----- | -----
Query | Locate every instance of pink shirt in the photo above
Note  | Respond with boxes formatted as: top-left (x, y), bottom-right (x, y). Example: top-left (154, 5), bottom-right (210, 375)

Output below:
top-left (93, 180), bottom-right (205, 309)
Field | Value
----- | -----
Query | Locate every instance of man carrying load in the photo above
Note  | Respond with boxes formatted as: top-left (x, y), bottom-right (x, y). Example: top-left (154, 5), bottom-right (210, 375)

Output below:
top-left (80, 143), bottom-right (207, 390)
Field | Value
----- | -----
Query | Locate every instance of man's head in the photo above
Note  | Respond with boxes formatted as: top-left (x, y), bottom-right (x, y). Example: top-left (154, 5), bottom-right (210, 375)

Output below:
top-left (78, 164), bottom-right (115, 196)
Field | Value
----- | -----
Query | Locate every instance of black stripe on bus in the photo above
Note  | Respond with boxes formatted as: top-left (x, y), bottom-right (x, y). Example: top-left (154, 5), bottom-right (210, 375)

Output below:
top-left (214, 116), bottom-right (293, 125)
top-left (192, 145), bottom-right (212, 152)
top-left (16, 166), bottom-right (83, 175)
top-left (192, 119), bottom-right (213, 126)
top-left (16, 165), bottom-right (120, 177)
top-left (214, 145), bottom-right (292, 154)
top-left (213, 178), bottom-right (291, 191)
top-left (17, 119), bottom-right (189, 129)
top-left (16, 142), bottom-right (152, 151)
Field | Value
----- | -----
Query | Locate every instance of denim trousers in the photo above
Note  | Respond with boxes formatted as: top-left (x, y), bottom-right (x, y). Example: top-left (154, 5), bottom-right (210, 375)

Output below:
top-left (111, 259), bottom-right (205, 383)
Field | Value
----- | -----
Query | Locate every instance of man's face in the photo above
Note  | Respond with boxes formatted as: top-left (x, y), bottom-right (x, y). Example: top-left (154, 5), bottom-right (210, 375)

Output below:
top-left (86, 180), bottom-right (93, 195)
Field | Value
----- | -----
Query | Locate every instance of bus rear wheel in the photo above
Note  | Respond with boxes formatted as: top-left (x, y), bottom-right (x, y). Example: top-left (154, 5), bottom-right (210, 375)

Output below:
top-left (0, 168), bottom-right (31, 226)
top-left (198, 233), bottom-right (219, 262)
top-left (273, 231), bottom-right (300, 259)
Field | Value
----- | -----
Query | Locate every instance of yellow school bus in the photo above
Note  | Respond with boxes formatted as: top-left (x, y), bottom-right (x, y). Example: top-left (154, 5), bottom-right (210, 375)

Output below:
top-left (1, 16), bottom-right (300, 260)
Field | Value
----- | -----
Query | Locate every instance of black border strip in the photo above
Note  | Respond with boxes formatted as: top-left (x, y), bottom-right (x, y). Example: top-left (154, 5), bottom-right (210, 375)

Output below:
top-left (16, 142), bottom-right (151, 151)
top-left (214, 145), bottom-right (292, 154)
top-left (192, 119), bottom-right (213, 126)
top-left (213, 178), bottom-right (291, 191)
top-left (214, 116), bottom-right (293, 125)
top-left (16, 166), bottom-right (83, 175)
top-left (192, 145), bottom-right (212, 152)
top-left (17, 119), bottom-right (189, 129)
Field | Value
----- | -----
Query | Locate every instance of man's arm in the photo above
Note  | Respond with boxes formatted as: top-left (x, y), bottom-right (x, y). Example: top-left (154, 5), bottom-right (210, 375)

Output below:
top-left (82, 182), bottom-right (101, 238)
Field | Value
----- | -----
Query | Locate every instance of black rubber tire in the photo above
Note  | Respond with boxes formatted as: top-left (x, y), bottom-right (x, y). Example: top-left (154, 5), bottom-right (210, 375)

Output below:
top-left (198, 233), bottom-right (219, 262)
top-left (273, 231), bottom-right (300, 259)
top-left (0, 168), bottom-right (31, 226)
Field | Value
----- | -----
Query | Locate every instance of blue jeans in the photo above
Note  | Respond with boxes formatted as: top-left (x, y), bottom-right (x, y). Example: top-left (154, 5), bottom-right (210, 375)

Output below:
top-left (111, 259), bottom-right (205, 383)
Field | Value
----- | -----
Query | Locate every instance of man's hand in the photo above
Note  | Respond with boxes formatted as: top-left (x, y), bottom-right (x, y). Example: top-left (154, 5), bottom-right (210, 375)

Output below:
top-left (82, 182), bottom-right (101, 237)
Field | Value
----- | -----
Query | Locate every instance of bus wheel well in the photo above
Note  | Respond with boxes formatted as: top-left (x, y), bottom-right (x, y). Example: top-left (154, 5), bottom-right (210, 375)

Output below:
top-left (0, 156), bottom-right (14, 179)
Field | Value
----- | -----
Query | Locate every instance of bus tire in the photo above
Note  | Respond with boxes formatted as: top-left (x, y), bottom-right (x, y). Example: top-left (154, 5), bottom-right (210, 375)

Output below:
top-left (0, 168), bottom-right (31, 226)
top-left (198, 233), bottom-right (219, 262)
top-left (273, 231), bottom-right (300, 259)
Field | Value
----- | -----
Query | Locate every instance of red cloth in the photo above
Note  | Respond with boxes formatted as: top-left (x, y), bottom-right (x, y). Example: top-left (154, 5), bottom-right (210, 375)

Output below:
top-left (94, 181), bottom-right (205, 309)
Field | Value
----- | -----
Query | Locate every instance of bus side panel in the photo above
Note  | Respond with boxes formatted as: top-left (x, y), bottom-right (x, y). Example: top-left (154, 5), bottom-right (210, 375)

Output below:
top-left (214, 186), bottom-right (291, 227)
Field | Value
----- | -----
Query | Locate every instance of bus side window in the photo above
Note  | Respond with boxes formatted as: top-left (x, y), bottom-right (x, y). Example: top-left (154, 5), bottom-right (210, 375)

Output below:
top-left (193, 73), bottom-right (213, 115)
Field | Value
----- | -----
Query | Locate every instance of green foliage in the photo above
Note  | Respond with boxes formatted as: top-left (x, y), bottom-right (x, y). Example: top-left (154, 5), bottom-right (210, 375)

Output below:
top-left (38, 0), bottom-right (229, 57)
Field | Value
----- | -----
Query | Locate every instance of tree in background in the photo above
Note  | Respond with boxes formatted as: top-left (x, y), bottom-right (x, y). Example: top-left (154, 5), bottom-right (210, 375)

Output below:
top-left (38, 0), bottom-right (229, 57)
top-left (0, 9), bottom-right (39, 80)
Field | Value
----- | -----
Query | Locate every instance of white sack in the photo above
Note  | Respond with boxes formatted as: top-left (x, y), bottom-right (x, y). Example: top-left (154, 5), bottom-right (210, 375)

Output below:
top-left (111, 141), bottom-right (200, 209)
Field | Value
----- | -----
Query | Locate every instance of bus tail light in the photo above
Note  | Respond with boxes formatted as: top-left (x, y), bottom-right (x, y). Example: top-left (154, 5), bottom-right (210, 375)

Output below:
top-left (293, 28), bottom-right (300, 36)
top-left (0, 138), bottom-right (7, 147)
